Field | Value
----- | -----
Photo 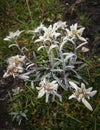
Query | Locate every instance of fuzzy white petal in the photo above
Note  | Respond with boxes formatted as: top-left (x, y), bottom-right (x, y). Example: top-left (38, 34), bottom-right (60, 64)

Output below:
top-left (69, 94), bottom-right (76, 99)
top-left (82, 98), bottom-right (93, 111)
top-left (38, 88), bottom-right (45, 98)
top-left (88, 90), bottom-right (97, 97)
top-left (36, 87), bottom-right (42, 90)
top-left (86, 87), bottom-right (93, 92)
top-left (77, 35), bottom-right (87, 42)
top-left (69, 81), bottom-right (79, 90)
top-left (81, 47), bottom-right (89, 52)
top-left (46, 93), bottom-right (49, 103)
top-left (77, 27), bottom-right (85, 35)
top-left (81, 83), bottom-right (86, 89)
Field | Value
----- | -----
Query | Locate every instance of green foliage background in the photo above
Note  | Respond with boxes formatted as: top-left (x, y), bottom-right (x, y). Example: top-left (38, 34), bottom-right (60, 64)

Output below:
top-left (0, 0), bottom-right (100, 130)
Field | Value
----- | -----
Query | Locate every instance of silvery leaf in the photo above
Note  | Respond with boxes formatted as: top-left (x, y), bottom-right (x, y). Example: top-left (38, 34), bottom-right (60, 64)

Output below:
top-left (26, 63), bottom-right (34, 70)
top-left (48, 44), bottom-right (58, 54)
top-left (69, 81), bottom-right (79, 90)
top-left (20, 113), bottom-right (28, 119)
top-left (64, 53), bottom-right (75, 62)
top-left (37, 46), bottom-right (45, 51)
top-left (65, 65), bottom-right (75, 70)
top-left (76, 41), bottom-right (87, 50)
top-left (9, 44), bottom-right (18, 48)
top-left (67, 38), bottom-right (75, 44)
top-left (53, 58), bottom-right (62, 62)
top-left (82, 98), bottom-right (93, 111)
top-left (51, 69), bottom-right (63, 72)
top-left (60, 41), bottom-right (67, 50)
top-left (53, 91), bottom-right (62, 102)
top-left (52, 74), bottom-right (67, 90)
top-left (52, 61), bottom-right (62, 68)
top-left (77, 63), bottom-right (87, 70)
top-left (74, 61), bottom-right (83, 64)
top-left (21, 47), bottom-right (28, 52)
top-left (31, 81), bottom-right (34, 89)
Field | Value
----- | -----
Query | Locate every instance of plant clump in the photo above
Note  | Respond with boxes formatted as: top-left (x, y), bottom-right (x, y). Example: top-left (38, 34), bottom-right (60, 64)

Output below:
top-left (3, 21), bottom-right (97, 126)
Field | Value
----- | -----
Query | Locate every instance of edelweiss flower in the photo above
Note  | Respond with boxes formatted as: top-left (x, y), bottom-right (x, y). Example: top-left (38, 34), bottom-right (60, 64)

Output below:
top-left (28, 23), bottom-right (46, 35)
top-left (3, 63), bottom-right (24, 78)
top-left (7, 55), bottom-right (25, 66)
top-left (33, 23), bottom-right (46, 33)
top-left (4, 30), bottom-right (24, 41)
top-left (69, 81), bottom-right (97, 111)
top-left (3, 55), bottom-right (25, 78)
top-left (36, 78), bottom-right (62, 103)
top-left (65, 23), bottom-right (86, 42)
top-left (35, 25), bottom-right (60, 43)
top-left (53, 21), bottom-right (67, 30)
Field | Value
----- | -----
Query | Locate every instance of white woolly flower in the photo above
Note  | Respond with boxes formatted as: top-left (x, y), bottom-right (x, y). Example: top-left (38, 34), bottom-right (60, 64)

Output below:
top-left (4, 30), bottom-right (24, 41)
top-left (3, 55), bottom-right (25, 78)
top-left (35, 25), bottom-right (61, 43)
top-left (28, 23), bottom-right (46, 34)
top-left (69, 81), bottom-right (97, 111)
top-left (3, 63), bottom-right (24, 78)
top-left (36, 78), bottom-right (62, 103)
top-left (65, 23), bottom-right (86, 42)
top-left (7, 55), bottom-right (25, 65)
top-left (33, 23), bottom-right (46, 33)
top-left (53, 21), bottom-right (67, 30)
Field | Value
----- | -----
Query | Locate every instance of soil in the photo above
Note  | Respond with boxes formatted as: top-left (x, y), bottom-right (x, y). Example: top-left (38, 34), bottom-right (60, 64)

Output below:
top-left (0, 0), bottom-right (100, 129)
top-left (0, 68), bottom-right (24, 130)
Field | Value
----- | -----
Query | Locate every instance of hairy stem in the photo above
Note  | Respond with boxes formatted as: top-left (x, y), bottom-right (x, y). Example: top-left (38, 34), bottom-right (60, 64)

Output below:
top-left (59, 49), bottom-right (69, 89)
top-left (15, 40), bottom-right (32, 63)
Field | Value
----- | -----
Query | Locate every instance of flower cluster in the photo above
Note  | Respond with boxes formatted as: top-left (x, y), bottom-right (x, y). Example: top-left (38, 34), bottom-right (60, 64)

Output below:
top-left (36, 78), bottom-right (62, 103)
top-left (69, 81), bottom-right (97, 111)
top-left (65, 23), bottom-right (86, 42)
top-left (3, 55), bottom-right (25, 78)
top-left (3, 21), bottom-right (97, 112)
top-left (4, 30), bottom-right (24, 41)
